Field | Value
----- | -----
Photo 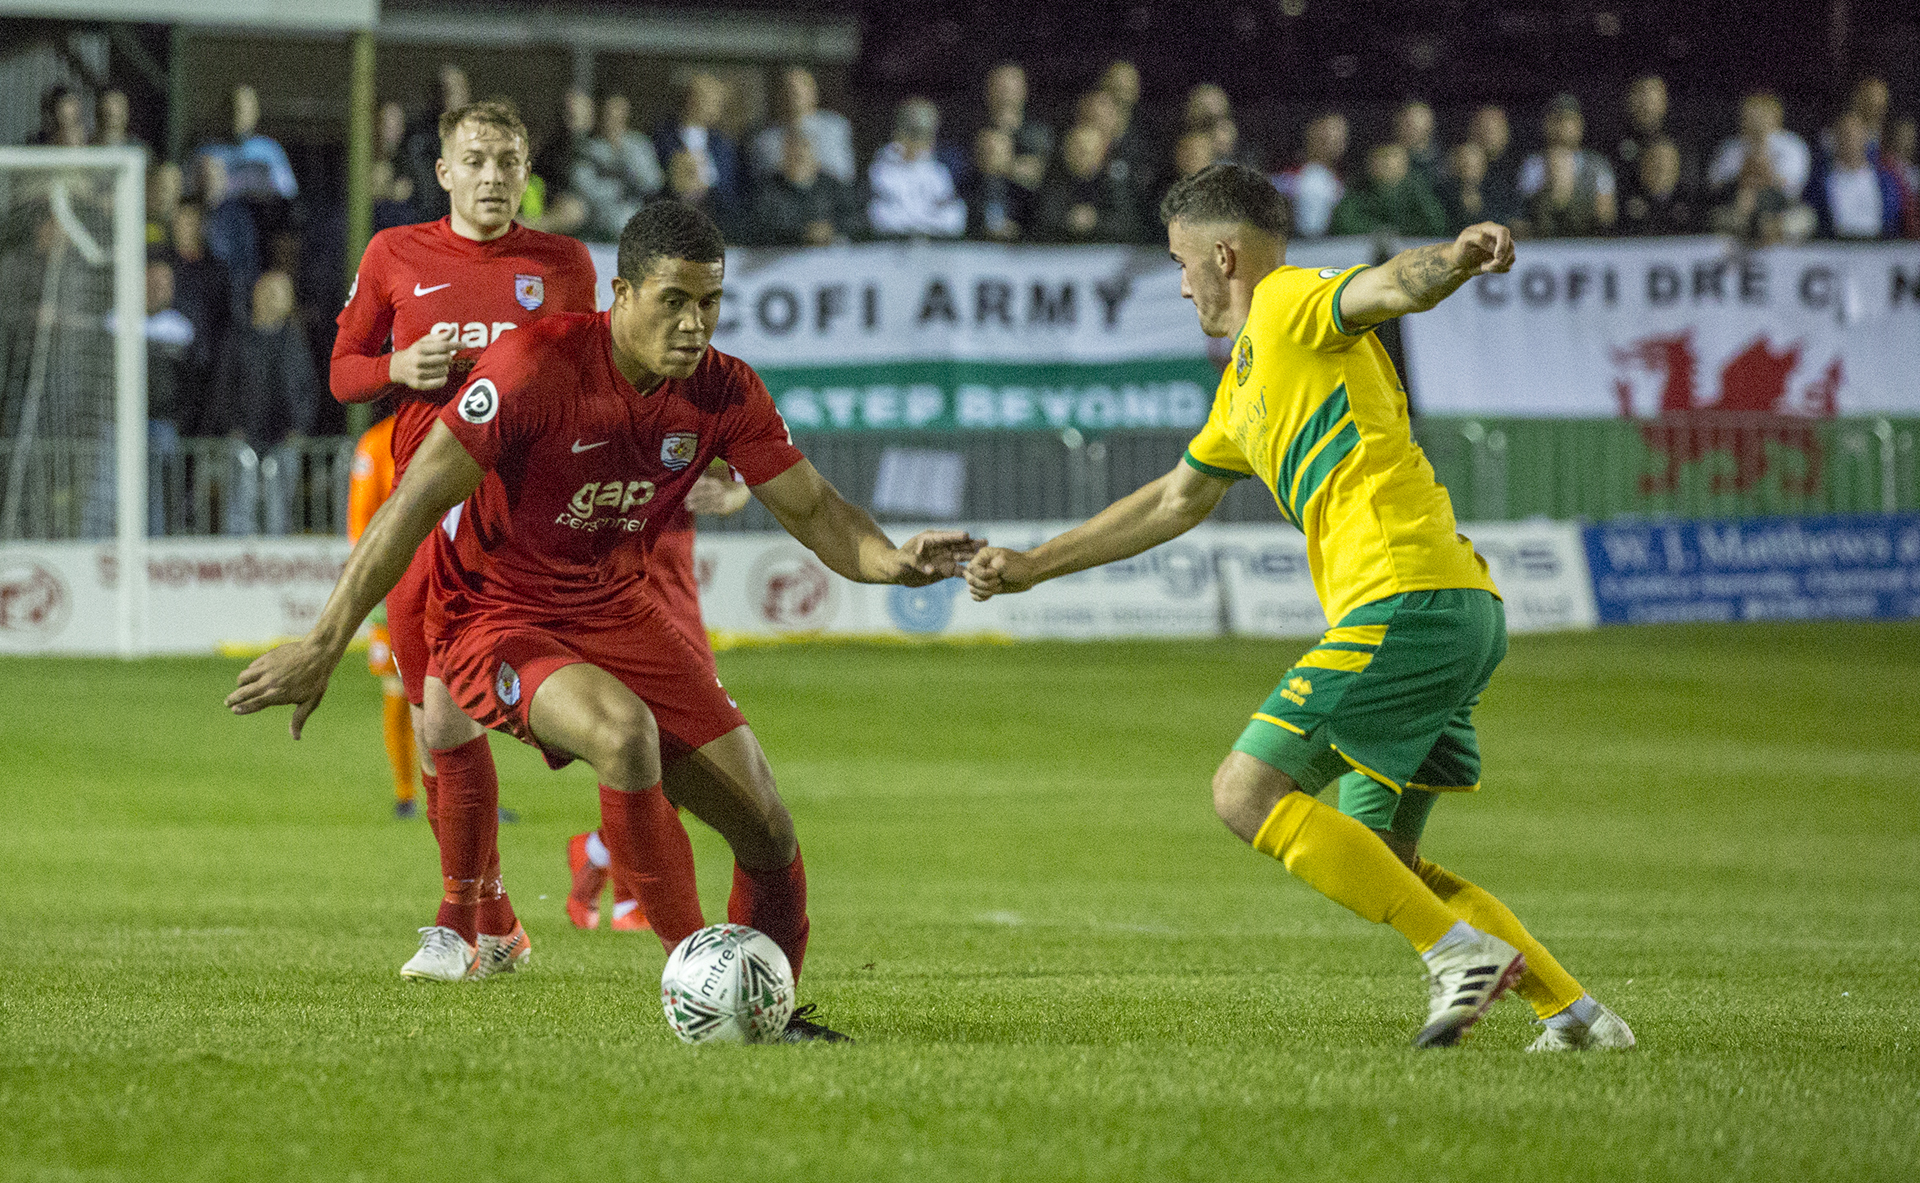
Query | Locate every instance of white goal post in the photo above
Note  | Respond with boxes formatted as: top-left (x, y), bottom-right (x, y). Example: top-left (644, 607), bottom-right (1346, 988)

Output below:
top-left (0, 145), bottom-right (146, 655)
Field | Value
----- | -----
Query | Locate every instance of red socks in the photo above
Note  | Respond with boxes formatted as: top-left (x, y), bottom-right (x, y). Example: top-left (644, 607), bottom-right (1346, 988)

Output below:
top-left (728, 851), bottom-right (810, 982)
top-left (477, 847), bottom-right (517, 937)
top-left (420, 771), bottom-right (439, 841)
top-left (597, 785), bottom-right (706, 951)
top-left (430, 736), bottom-right (498, 944)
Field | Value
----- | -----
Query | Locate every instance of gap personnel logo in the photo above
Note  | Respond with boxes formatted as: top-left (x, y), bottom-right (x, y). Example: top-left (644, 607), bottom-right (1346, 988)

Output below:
top-left (660, 432), bottom-right (698, 471)
top-left (495, 661), bottom-right (521, 707)
top-left (558, 479), bottom-right (656, 531)
top-left (515, 274), bottom-right (544, 311)
top-left (457, 379), bottom-right (499, 424)
top-left (1280, 675), bottom-right (1313, 705)
top-left (431, 321), bottom-right (517, 348)
top-left (1234, 336), bottom-right (1253, 386)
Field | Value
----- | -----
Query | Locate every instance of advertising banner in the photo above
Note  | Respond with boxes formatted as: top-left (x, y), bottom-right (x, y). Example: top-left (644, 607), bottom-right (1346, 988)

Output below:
top-left (692, 522), bottom-right (1223, 640)
top-left (1404, 238), bottom-right (1920, 418)
top-left (585, 240), bottom-right (1376, 434)
top-left (1582, 513), bottom-right (1920, 624)
top-left (1214, 519), bottom-right (1597, 639)
top-left (0, 538), bottom-right (351, 655)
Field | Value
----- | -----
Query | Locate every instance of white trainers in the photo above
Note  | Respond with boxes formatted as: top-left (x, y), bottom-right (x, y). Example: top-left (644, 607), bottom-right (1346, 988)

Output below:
top-left (399, 925), bottom-right (477, 981)
top-left (473, 923), bottom-right (532, 980)
top-left (1527, 1002), bottom-right (1636, 1052)
top-left (1414, 930), bottom-right (1527, 1048)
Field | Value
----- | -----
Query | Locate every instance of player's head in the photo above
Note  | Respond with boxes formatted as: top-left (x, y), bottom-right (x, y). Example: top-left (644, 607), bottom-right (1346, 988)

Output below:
top-left (1159, 162), bottom-right (1288, 338)
top-left (609, 201), bottom-right (727, 380)
top-left (435, 99), bottom-right (529, 241)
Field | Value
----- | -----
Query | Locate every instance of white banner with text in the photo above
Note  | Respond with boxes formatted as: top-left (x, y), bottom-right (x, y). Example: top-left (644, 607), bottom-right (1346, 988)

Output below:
top-left (0, 519), bottom-right (1593, 655)
top-left (1403, 237), bottom-right (1920, 418)
top-left (586, 240), bottom-right (1375, 433)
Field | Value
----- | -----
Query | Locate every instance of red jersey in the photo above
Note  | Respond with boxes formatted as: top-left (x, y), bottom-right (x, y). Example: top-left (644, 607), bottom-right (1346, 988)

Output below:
top-left (331, 217), bottom-right (597, 479)
top-left (428, 313), bottom-right (803, 632)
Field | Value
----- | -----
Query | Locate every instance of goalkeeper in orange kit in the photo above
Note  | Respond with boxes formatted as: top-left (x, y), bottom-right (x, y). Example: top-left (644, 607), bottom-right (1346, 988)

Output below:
top-left (346, 415), bottom-right (420, 819)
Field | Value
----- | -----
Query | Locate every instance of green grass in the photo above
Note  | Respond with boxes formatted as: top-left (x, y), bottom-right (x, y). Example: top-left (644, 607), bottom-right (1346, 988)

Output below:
top-left (2, 624), bottom-right (1918, 1182)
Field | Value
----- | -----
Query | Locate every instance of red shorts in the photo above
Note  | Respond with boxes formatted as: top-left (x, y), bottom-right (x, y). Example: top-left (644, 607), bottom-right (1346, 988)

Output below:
top-left (428, 598), bottom-right (745, 771)
top-left (384, 543), bottom-right (435, 705)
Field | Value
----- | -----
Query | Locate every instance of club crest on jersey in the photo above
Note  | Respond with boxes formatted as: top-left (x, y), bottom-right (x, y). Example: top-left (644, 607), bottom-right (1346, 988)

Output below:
top-left (660, 432), bottom-right (698, 471)
top-left (457, 378), bottom-right (499, 424)
top-left (1234, 336), bottom-right (1253, 386)
top-left (495, 661), bottom-right (521, 707)
top-left (515, 274), bottom-right (544, 311)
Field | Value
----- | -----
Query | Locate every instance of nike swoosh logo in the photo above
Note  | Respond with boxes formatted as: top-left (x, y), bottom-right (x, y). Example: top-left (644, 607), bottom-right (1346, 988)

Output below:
top-left (571, 439), bottom-right (609, 453)
top-left (413, 282), bottom-right (452, 296)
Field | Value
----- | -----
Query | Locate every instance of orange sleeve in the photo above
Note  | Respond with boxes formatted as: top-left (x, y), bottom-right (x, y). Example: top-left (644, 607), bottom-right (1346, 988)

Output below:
top-left (347, 416), bottom-right (397, 543)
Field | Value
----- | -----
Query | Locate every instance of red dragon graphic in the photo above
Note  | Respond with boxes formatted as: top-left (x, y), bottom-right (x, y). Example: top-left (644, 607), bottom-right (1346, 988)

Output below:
top-left (1611, 329), bottom-right (1839, 495)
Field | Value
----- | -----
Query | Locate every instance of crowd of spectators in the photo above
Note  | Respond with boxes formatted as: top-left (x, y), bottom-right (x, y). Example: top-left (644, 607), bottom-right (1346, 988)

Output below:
top-left (8, 55), bottom-right (1916, 537)
top-left (13, 62), bottom-right (1920, 483)
top-left (563, 63), bottom-right (1911, 249)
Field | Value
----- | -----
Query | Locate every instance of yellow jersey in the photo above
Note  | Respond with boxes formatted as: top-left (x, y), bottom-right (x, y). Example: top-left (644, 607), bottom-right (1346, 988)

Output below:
top-left (1184, 264), bottom-right (1498, 625)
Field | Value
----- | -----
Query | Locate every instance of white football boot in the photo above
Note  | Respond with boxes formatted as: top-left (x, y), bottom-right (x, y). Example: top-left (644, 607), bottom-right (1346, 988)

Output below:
top-left (399, 925), bottom-right (477, 981)
top-left (472, 923), bottom-right (532, 980)
top-left (1527, 1002), bottom-right (1636, 1052)
top-left (1414, 930), bottom-right (1527, 1048)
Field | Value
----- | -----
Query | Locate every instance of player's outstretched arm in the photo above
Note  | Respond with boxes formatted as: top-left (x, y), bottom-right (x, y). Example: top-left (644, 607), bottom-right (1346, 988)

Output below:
top-left (225, 421), bottom-right (486, 737)
top-left (752, 458), bottom-right (979, 586)
top-left (1335, 222), bottom-right (1515, 330)
top-left (966, 461), bottom-right (1232, 601)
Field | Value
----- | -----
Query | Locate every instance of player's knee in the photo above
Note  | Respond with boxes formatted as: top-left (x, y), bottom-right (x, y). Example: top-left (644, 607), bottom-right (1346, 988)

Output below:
top-left (420, 698), bottom-right (481, 750)
top-left (1211, 754), bottom-right (1285, 844)
top-left (593, 701), bottom-right (662, 785)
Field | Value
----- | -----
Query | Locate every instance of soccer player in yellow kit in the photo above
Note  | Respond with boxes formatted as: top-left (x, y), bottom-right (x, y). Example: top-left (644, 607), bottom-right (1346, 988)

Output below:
top-left (967, 163), bottom-right (1632, 1050)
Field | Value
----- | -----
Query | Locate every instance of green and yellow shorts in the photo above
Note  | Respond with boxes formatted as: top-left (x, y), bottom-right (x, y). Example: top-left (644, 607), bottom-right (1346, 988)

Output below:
top-left (1233, 588), bottom-right (1506, 839)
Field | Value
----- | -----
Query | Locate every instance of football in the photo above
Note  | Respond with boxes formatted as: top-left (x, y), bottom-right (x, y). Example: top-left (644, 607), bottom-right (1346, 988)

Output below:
top-left (660, 923), bottom-right (796, 1044)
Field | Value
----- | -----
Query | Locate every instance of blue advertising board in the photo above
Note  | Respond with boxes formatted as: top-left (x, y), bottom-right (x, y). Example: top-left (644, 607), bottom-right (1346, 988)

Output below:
top-left (1582, 513), bottom-right (1920, 625)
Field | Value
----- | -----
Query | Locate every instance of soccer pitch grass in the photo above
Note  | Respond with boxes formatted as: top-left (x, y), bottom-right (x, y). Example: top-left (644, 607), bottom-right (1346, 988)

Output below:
top-left (3, 625), bottom-right (1917, 1182)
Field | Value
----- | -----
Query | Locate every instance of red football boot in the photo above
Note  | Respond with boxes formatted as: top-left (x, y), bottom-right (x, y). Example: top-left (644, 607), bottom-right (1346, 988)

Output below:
top-left (565, 832), bottom-right (605, 930)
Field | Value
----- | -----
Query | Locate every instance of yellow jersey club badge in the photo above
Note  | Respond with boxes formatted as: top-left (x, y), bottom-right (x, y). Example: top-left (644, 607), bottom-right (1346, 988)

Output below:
top-left (1233, 336), bottom-right (1253, 386)
top-left (1280, 675), bottom-right (1313, 705)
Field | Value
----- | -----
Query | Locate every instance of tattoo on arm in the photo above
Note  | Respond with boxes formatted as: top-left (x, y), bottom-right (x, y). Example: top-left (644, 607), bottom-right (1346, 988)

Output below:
top-left (1389, 244), bottom-right (1468, 310)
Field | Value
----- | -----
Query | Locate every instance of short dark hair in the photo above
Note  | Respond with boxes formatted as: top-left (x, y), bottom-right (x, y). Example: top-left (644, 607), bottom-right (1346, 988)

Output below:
top-left (1159, 161), bottom-right (1290, 236)
top-left (438, 98), bottom-right (528, 149)
top-left (617, 200), bottom-right (726, 282)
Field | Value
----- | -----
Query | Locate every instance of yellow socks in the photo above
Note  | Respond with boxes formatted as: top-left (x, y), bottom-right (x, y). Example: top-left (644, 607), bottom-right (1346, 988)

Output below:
top-left (1252, 792), bottom-right (1458, 952)
top-left (381, 691), bottom-right (418, 805)
top-left (1413, 858), bottom-right (1586, 1019)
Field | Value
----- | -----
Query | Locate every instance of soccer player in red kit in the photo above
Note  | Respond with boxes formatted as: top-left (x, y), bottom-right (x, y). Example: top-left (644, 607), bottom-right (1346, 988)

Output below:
top-left (566, 463), bottom-right (748, 932)
top-left (330, 98), bottom-right (656, 980)
top-left (229, 201), bottom-right (978, 1039)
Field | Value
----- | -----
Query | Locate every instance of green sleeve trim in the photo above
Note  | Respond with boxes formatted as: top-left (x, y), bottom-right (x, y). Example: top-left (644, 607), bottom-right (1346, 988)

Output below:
top-left (1184, 449), bottom-right (1253, 481)
top-left (1330, 265), bottom-right (1370, 337)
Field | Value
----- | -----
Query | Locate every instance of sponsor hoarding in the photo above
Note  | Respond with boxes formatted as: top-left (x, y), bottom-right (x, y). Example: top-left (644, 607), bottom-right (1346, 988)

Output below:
top-left (1213, 520), bottom-right (1596, 638)
top-left (1582, 512), bottom-right (1920, 624)
top-left (0, 539), bottom-right (351, 654)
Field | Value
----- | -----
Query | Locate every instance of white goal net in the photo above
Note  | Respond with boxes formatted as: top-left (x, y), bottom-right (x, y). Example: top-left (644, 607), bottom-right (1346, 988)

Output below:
top-left (0, 147), bottom-right (147, 654)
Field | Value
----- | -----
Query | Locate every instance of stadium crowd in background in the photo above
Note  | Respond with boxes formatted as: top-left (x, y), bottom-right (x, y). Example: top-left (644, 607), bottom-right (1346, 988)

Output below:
top-left (35, 58), bottom-right (1914, 264)
top-left (13, 52), bottom-right (1920, 523)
